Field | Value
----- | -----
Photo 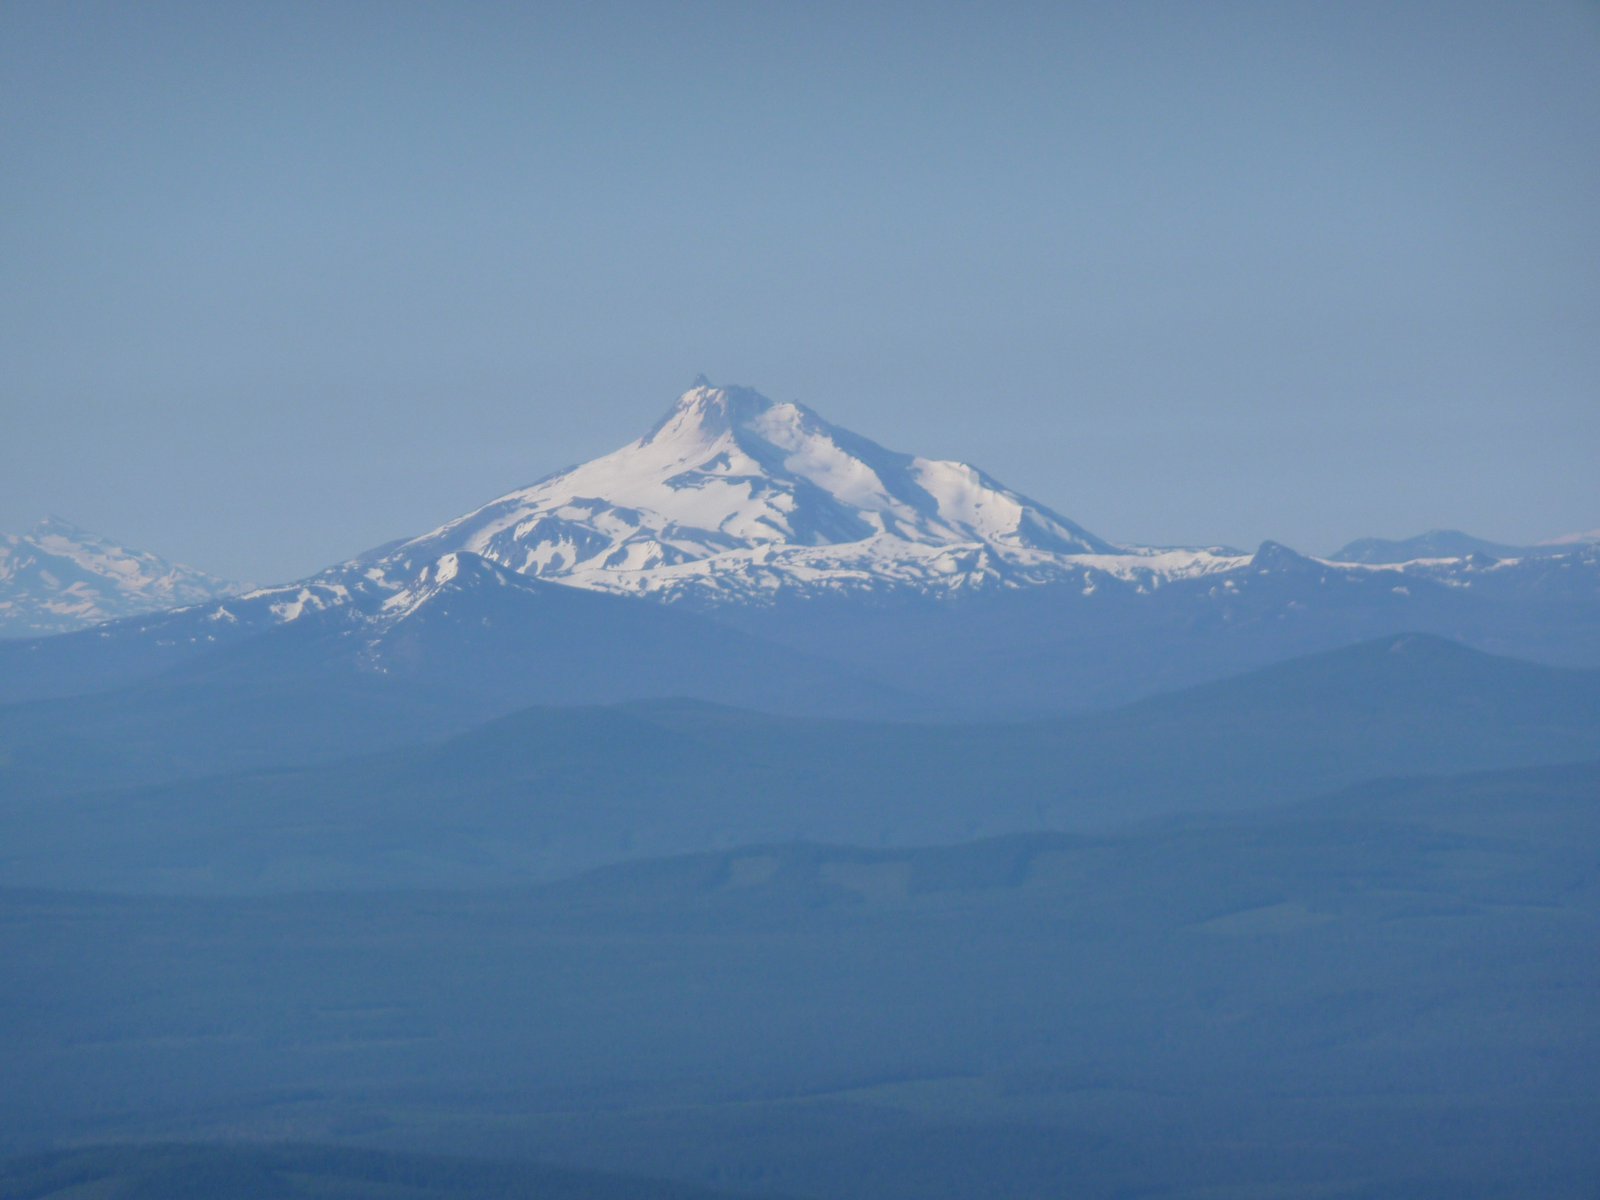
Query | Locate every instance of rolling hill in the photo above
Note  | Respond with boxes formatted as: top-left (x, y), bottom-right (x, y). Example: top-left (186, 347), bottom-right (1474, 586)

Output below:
top-left (4, 634), bottom-right (1595, 892)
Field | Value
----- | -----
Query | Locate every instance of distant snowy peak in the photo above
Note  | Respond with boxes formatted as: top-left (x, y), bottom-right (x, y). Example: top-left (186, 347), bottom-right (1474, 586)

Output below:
top-left (0, 516), bottom-right (239, 637)
top-left (1540, 529), bottom-right (1600, 548)
top-left (392, 381), bottom-right (1130, 603)
top-left (1330, 528), bottom-right (1600, 565)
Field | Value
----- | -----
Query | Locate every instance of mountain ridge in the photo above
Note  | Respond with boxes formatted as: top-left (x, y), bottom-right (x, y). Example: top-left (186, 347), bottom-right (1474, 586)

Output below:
top-left (1328, 528), bottom-right (1576, 564)
top-left (6, 632), bottom-right (1595, 892)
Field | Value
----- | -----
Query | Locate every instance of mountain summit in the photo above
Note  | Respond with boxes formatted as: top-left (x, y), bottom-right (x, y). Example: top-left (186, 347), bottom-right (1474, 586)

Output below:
top-left (393, 381), bottom-right (1140, 603)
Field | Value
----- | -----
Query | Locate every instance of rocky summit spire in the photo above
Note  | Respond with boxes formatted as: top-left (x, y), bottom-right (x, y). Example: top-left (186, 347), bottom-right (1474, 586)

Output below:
top-left (643, 381), bottom-right (781, 448)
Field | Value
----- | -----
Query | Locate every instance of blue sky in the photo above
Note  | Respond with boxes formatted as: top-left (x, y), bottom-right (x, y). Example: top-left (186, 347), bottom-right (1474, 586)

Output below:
top-left (3, 0), bottom-right (1596, 581)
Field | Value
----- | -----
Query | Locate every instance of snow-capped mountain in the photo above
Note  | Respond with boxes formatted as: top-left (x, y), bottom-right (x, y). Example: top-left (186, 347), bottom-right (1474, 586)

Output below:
top-left (0, 516), bottom-right (239, 637)
top-left (386, 382), bottom-right (1598, 611)
top-left (391, 380), bottom-right (1237, 604)
top-left (3, 381), bottom-right (1596, 720)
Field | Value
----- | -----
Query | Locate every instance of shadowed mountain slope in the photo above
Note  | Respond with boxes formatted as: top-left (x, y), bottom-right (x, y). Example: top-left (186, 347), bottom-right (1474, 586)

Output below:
top-left (0, 553), bottom-right (917, 790)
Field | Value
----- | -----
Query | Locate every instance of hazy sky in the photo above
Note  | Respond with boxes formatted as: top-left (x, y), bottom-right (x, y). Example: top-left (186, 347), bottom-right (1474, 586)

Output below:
top-left (3, 0), bottom-right (1596, 581)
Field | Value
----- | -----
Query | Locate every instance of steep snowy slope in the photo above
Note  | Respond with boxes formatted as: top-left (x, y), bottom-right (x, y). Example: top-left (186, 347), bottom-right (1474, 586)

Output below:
top-left (0, 517), bottom-right (238, 637)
